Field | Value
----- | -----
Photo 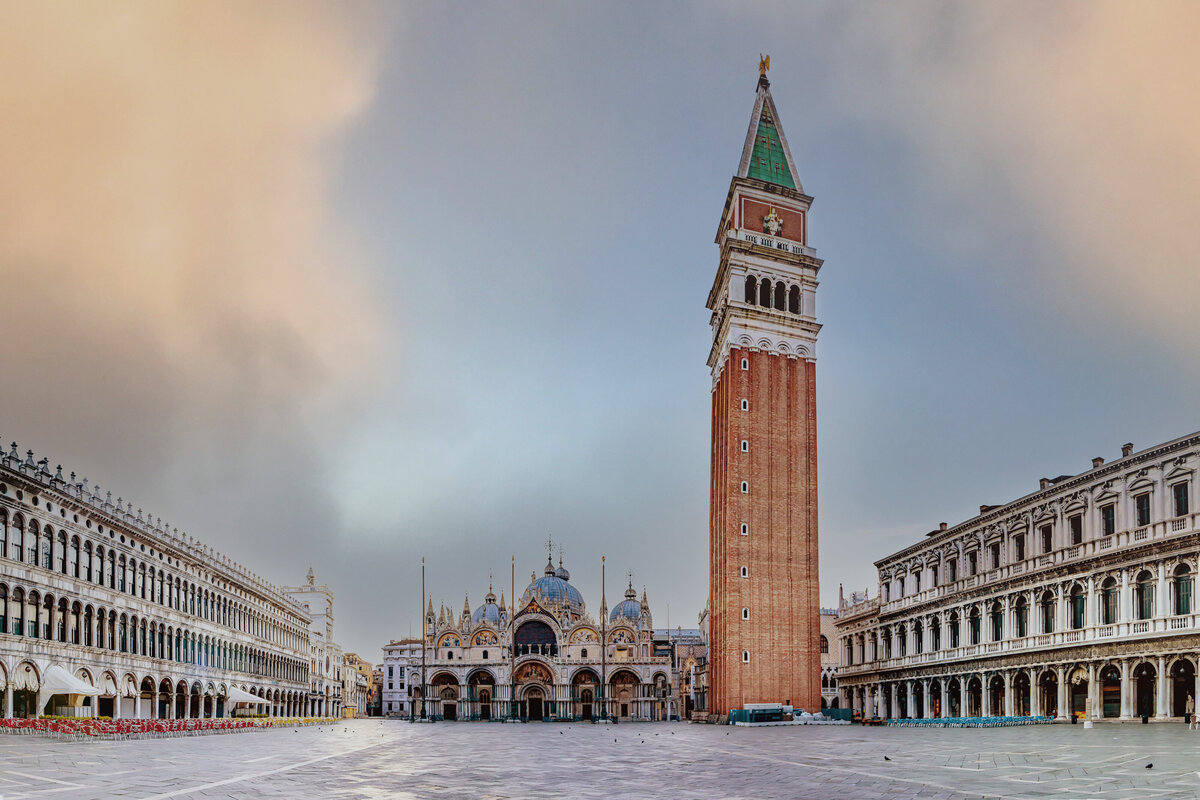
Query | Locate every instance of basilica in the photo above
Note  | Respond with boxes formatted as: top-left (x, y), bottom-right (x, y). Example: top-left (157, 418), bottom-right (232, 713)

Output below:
top-left (382, 551), bottom-right (678, 722)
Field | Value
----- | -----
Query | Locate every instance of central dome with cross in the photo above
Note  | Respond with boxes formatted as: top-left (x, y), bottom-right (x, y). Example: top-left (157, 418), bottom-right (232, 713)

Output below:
top-left (519, 540), bottom-right (585, 615)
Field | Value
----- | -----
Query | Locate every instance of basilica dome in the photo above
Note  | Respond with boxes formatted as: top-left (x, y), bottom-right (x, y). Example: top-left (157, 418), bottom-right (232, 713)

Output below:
top-left (472, 588), bottom-right (501, 625)
top-left (610, 582), bottom-right (642, 622)
top-left (521, 558), bottom-right (585, 613)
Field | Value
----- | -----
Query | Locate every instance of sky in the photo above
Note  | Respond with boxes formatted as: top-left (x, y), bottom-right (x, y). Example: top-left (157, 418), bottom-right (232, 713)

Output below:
top-left (2, 1), bottom-right (1199, 660)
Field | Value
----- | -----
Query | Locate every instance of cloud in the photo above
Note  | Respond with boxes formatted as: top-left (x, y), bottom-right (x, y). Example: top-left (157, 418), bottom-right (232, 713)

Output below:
top-left (0, 2), bottom-right (387, 474)
top-left (819, 2), bottom-right (1200, 355)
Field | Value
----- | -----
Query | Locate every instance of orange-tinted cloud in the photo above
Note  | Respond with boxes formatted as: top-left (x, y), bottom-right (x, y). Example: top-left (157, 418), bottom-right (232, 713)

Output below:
top-left (824, 2), bottom-right (1200, 351)
top-left (0, 2), bottom-right (386, 469)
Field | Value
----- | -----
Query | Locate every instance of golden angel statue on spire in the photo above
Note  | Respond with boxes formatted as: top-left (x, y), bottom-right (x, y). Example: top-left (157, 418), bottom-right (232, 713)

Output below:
top-left (759, 53), bottom-right (770, 75)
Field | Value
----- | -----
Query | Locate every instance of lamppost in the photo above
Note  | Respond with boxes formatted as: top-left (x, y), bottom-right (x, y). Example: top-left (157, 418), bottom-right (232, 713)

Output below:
top-left (420, 557), bottom-right (427, 721)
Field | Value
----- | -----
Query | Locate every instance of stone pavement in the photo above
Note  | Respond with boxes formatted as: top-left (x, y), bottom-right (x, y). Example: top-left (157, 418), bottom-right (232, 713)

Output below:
top-left (4, 718), bottom-right (1200, 798)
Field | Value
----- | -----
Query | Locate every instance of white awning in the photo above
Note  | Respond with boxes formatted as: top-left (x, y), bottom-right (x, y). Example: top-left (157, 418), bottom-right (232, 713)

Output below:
top-left (42, 665), bottom-right (101, 697)
top-left (227, 686), bottom-right (269, 704)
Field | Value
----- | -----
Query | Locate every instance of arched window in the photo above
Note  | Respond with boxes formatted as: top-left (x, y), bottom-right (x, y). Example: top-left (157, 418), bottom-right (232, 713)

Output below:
top-left (930, 617), bottom-right (942, 650)
top-left (10, 515), bottom-right (22, 562)
top-left (0, 510), bottom-right (7, 557)
top-left (774, 281), bottom-right (786, 311)
top-left (819, 635), bottom-right (829, 654)
top-left (40, 527), bottom-right (52, 570)
top-left (1070, 585), bottom-right (1085, 630)
top-left (990, 601), bottom-right (1003, 641)
top-left (788, 285), bottom-right (800, 314)
top-left (26, 520), bottom-right (38, 564)
top-left (759, 278), bottom-right (771, 307)
top-left (968, 607), bottom-right (981, 645)
top-left (1136, 570), bottom-right (1155, 620)
top-left (913, 621), bottom-right (923, 653)
top-left (1014, 596), bottom-right (1028, 637)
top-left (1040, 591), bottom-right (1056, 633)
top-left (55, 532), bottom-right (66, 573)
top-left (897, 624), bottom-right (907, 656)
top-left (1174, 564), bottom-right (1192, 616)
top-left (1101, 577), bottom-right (1118, 624)
top-left (745, 275), bottom-right (757, 304)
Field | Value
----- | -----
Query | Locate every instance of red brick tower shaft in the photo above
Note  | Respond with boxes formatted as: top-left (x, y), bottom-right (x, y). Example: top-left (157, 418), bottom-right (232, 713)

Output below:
top-left (706, 66), bottom-right (823, 715)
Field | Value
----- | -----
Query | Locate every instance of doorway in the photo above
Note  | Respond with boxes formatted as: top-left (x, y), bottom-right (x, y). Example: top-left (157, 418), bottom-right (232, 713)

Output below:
top-left (528, 695), bottom-right (544, 721)
top-left (442, 702), bottom-right (457, 721)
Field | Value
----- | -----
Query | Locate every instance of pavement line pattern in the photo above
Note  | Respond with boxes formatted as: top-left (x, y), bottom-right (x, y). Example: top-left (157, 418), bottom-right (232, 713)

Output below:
top-left (138, 740), bottom-right (386, 800)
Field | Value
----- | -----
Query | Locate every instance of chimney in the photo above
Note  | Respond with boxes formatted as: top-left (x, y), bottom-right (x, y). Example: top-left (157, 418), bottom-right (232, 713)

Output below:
top-left (939, 522), bottom-right (947, 532)
top-left (1092, 456), bottom-right (1105, 469)
top-left (1039, 478), bottom-right (1051, 490)
top-left (1121, 442), bottom-right (1134, 458)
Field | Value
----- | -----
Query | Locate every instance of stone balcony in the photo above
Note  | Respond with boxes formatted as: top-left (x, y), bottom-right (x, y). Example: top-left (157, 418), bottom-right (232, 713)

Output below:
top-left (877, 513), bottom-right (1199, 617)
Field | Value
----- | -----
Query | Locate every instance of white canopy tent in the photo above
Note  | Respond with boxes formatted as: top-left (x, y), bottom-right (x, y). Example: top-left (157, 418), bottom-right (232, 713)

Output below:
top-left (226, 686), bottom-right (269, 705)
top-left (41, 665), bottom-right (101, 697)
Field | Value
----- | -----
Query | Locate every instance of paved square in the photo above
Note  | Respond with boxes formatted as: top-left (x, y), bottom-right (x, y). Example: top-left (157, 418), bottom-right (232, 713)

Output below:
top-left (7, 719), bottom-right (1200, 798)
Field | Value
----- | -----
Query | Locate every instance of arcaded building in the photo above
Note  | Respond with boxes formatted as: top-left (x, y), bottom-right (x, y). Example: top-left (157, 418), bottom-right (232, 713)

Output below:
top-left (836, 432), bottom-right (1200, 722)
top-left (706, 61), bottom-right (823, 715)
top-left (0, 441), bottom-right (319, 718)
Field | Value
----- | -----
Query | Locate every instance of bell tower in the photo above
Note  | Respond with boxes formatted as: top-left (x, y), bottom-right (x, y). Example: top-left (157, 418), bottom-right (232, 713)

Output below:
top-left (706, 59), bottom-right (822, 715)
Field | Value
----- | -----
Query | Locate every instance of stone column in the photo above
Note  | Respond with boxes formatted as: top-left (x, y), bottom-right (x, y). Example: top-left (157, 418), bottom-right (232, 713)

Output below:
top-left (1120, 569), bottom-right (1131, 625)
top-left (1030, 672), bottom-right (1041, 717)
top-left (889, 684), bottom-right (899, 719)
top-left (113, 692), bottom-right (120, 719)
top-left (5, 686), bottom-right (11, 719)
top-left (1087, 664), bottom-right (1099, 720)
top-left (940, 680), bottom-right (949, 718)
top-left (982, 673), bottom-right (992, 717)
top-left (1157, 563), bottom-right (1169, 623)
top-left (1120, 660), bottom-right (1132, 719)
top-left (1056, 667), bottom-right (1068, 720)
top-left (1156, 656), bottom-right (1169, 719)
top-left (34, 689), bottom-right (41, 719)
top-left (134, 694), bottom-right (141, 720)
top-left (1004, 672), bottom-right (1014, 716)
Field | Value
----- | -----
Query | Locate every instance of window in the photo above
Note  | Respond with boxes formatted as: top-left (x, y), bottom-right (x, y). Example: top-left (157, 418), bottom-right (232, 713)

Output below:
top-left (1135, 493), bottom-right (1151, 527)
top-left (740, 482), bottom-right (748, 494)
top-left (947, 560), bottom-right (957, 583)
top-left (745, 276), bottom-right (757, 304)
top-left (740, 399), bottom-right (749, 411)
top-left (819, 635), bottom-right (829, 654)
top-left (741, 440), bottom-right (749, 452)
top-left (1015, 598), bottom-right (1028, 637)
top-left (949, 614), bottom-right (960, 648)
top-left (1069, 514), bottom-right (1082, 545)
top-left (1174, 482), bottom-right (1190, 517)
top-left (1040, 524), bottom-right (1053, 553)
top-left (988, 542), bottom-right (1000, 569)
top-left (1070, 587), bottom-right (1085, 630)
top-left (788, 285), bottom-right (800, 314)
top-left (990, 602), bottom-right (1003, 641)
top-left (1095, 504), bottom-right (1114, 537)
top-left (967, 551), bottom-right (977, 576)
top-left (969, 608), bottom-right (981, 645)
top-left (740, 524), bottom-right (748, 536)
top-left (1136, 571), bottom-right (1154, 620)
top-left (388, 666), bottom-right (393, 678)
top-left (741, 358), bottom-right (749, 371)
top-left (913, 572), bottom-right (921, 593)
top-left (578, 649), bottom-right (584, 658)
top-left (1101, 579), bottom-right (1118, 625)
top-left (742, 650), bottom-right (750, 663)
top-left (740, 566), bottom-right (748, 578)
top-left (1040, 593), bottom-right (1055, 634)
top-left (1013, 535), bottom-right (1025, 562)
top-left (1174, 565), bottom-right (1192, 616)
top-left (742, 608), bottom-right (749, 620)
